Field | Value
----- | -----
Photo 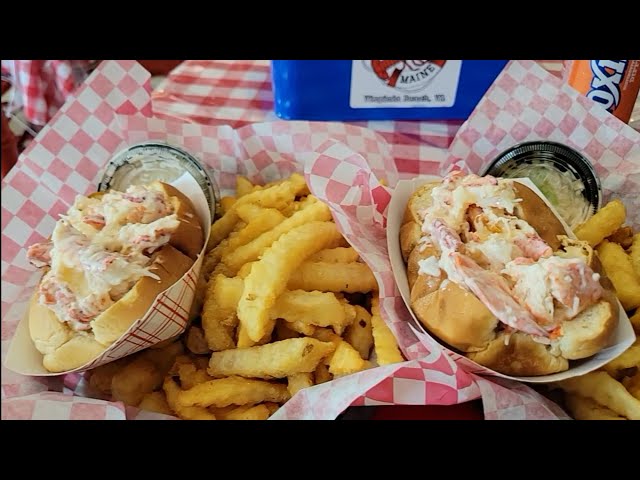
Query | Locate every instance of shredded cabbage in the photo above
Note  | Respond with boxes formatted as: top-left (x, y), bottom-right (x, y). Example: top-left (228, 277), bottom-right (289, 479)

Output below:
top-left (505, 162), bottom-right (593, 229)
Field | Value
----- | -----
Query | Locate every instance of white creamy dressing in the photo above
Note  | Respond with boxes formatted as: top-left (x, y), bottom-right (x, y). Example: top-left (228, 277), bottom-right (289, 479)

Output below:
top-left (109, 154), bottom-right (186, 191)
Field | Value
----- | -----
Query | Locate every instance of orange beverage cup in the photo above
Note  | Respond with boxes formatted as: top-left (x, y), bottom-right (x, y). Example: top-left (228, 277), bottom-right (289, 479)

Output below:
top-left (565, 60), bottom-right (640, 124)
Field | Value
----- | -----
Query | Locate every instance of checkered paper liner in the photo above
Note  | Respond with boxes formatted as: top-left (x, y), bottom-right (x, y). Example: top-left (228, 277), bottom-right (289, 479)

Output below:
top-left (441, 60), bottom-right (640, 230)
top-left (2, 61), bottom-right (569, 420)
top-left (2, 62), bottom-right (212, 379)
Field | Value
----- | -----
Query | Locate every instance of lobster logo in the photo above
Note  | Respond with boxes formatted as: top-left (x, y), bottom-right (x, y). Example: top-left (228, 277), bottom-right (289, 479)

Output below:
top-left (587, 60), bottom-right (628, 111)
top-left (365, 60), bottom-right (447, 91)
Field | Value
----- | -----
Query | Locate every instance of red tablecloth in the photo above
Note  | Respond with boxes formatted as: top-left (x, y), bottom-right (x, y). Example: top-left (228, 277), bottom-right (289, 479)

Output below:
top-left (152, 60), bottom-right (566, 173)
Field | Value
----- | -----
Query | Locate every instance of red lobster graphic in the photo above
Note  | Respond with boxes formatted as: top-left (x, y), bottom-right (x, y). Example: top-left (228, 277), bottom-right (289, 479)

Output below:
top-left (371, 60), bottom-right (447, 87)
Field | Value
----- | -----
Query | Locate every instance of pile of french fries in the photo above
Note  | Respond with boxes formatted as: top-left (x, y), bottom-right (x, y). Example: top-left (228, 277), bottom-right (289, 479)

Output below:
top-left (552, 199), bottom-right (640, 420)
top-left (86, 173), bottom-right (404, 420)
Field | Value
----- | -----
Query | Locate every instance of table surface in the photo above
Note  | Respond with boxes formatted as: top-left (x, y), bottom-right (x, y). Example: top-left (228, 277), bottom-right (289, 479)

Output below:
top-left (152, 61), bottom-right (639, 171)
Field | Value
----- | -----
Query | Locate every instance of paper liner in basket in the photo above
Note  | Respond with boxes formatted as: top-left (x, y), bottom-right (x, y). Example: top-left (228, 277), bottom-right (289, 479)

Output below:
top-left (387, 175), bottom-right (635, 385)
top-left (2, 63), bottom-right (213, 377)
top-left (2, 60), bottom-right (570, 420)
top-left (441, 60), bottom-right (640, 230)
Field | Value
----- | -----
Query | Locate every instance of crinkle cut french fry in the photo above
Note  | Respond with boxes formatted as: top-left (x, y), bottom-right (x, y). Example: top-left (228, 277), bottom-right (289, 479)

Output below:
top-left (370, 297), bottom-right (404, 365)
top-left (236, 176), bottom-right (254, 197)
top-left (554, 371), bottom-right (640, 420)
top-left (163, 378), bottom-right (216, 420)
top-left (201, 275), bottom-right (236, 352)
top-left (328, 341), bottom-right (368, 376)
top-left (177, 376), bottom-right (290, 408)
top-left (271, 290), bottom-right (353, 333)
top-left (223, 199), bottom-right (333, 274)
top-left (596, 240), bottom-right (640, 310)
top-left (308, 247), bottom-right (360, 263)
top-left (237, 221), bottom-right (343, 342)
top-left (574, 199), bottom-right (626, 247)
top-left (287, 261), bottom-right (378, 294)
top-left (208, 337), bottom-right (336, 380)
top-left (207, 174), bottom-right (306, 250)
top-left (344, 305), bottom-right (374, 360)
top-left (220, 196), bottom-right (237, 215)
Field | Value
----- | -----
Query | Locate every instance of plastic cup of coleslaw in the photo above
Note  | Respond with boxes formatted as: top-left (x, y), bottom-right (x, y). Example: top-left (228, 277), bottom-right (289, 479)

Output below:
top-left (481, 141), bottom-right (602, 230)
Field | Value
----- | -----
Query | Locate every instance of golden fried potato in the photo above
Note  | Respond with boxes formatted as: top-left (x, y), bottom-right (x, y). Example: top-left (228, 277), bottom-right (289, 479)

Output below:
top-left (138, 391), bottom-right (173, 416)
top-left (328, 341), bottom-right (368, 377)
top-left (314, 363), bottom-right (333, 384)
top-left (554, 371), bottom-right (640, 420)
top-left (88, 356), bottom-right (134, 395)
top-left (178, 363), bottom-right (214, 390)
top-left (271, 290), bottom-right (355, 333)
top-left (602, 341), bottom-right (640, 378)
top-left (287, 261), bottom-right (378, 294)
top-left (111, 358), bottom-right (163, 407)
top-left (186, 325), bottom-right (210, 355)
top-left (574, 199), bottom-right (626, 247)
top-left (207, 338), bottom-right (336, 379)
top-left (630, 309), bottom-right (640, 333)
top-left (177, 376), bottom-right (290, 408)
top-left (308, 247), bottom-right (360, 263)
top-left (211, 403), bottom-right (274, 420)
top-left (142, 340), bottom-right (185, 374)
top-left (236, 176), bottom-right (254, 197)
top-left (344, 305), bottom-right (374, 360)
top-left (564, 394), bottom-right (626, 420)
top-left (607, 226), bottom-right (634, 249)
top-left (220, 196), bottom-right (237, 215)
top-left (223, 199), bottom-right (333, 274)
top-left (630, 233), bottom-right (640, 278)
top-left (201, 274), bottom-right (237, 352)
top-left (287, 372), bottom-right (314, 396)
top-left (163, 378), bottom-right (216, 420)
top-left (370, 297), bottom-right (404, 365)
top-left (275, 320), bottom-right (300, 341)
top-left (596, 240), bottom-right (640, 310)
top-left (286, 320), bottom-right (316, 336)
top-left (622, 372), bottom-right (640, 400)
top-left (207, 174), bottom-right (306, 250)
top-left (238, 221), bottom-right (343, 342)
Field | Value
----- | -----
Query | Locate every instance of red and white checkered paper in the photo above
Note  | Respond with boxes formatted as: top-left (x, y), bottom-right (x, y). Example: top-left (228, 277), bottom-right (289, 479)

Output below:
top-left (2, 61), bottom-right (204, 384)
top-left (442, 60), bottom-right (640, 229)
top-left (2, 60), bottom-right (571, 420)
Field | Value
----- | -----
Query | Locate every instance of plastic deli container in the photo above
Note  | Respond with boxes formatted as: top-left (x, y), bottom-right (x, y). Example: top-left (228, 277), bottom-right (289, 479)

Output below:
top-left (270, 60), bottom-right (508, 121)
top-left (481, 140), bottom-right (603, 230)
top-left (98, 141), bottom-right (220, 220)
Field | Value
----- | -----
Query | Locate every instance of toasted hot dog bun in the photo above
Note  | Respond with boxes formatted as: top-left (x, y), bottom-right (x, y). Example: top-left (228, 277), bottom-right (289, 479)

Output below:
top-left (28, 182), bottom-right (203, 373)
top-left (401, 177), bottom-right (618, 376)
top-left (151, 182), bottom-right (203, 260)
